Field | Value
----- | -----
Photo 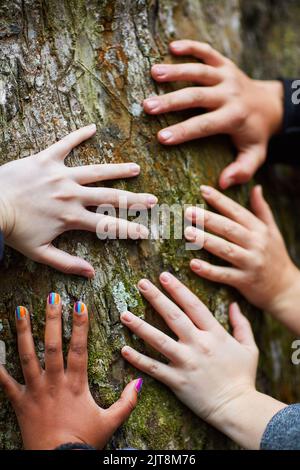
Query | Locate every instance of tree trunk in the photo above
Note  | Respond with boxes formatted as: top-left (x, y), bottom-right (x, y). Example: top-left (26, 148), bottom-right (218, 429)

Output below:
top-left (0, 0), bottom-right (299, 449)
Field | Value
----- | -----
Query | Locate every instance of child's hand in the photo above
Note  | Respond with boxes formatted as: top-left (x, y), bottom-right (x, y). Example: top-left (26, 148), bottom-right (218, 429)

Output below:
top-left (0, 124), bottom-right (157, 278)
top-left (185, 185), bottom-right (300, 333)
top-left (0, 295), bottom-right (140, 450)
top-left (143, 40), bottom-right (283, 189)
top-left (120, 273), bottom-right (285, 449)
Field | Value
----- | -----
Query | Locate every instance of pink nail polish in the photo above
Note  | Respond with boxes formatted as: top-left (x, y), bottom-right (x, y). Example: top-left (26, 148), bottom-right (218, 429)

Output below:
top-left (135, 378), bottom-right (143, 393)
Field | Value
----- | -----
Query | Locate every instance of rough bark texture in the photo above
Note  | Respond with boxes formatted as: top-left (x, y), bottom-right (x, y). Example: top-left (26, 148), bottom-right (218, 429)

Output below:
top-left (0, 0), bottom-right (299, 449)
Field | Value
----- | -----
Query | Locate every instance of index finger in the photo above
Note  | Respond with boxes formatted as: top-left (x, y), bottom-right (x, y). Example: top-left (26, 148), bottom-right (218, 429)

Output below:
top-left (159, 273), bottom-right (219, 331)
top-left (200, 185), bottom-right (263, 230)
top-left (137, 279), bottom-right (196, 341)
top-left (169, 40), bottom-right (226, 67)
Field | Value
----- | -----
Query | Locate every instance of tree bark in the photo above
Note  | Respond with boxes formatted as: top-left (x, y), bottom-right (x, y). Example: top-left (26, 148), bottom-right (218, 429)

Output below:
top-left (0, 0), bottom-right (299, 449)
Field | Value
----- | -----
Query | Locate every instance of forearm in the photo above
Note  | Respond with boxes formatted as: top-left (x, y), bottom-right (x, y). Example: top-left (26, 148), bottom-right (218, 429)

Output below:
top-left (209, 389), bottom-right (286, 450)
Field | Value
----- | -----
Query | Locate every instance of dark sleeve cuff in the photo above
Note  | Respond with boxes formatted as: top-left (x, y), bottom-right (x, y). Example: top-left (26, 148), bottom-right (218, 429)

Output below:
top-left (281, 79), bottom-right (300, 133)
top-left (0, 231), bottom-right (3, 261)
top-left (54, 442), bottom-right (96, 450)
top-left (260, 404), bottom-right (300, 450)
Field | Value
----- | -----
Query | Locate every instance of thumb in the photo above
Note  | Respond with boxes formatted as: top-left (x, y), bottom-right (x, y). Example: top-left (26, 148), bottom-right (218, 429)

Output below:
top-left (250, 185), bottom-right (275, 226)
top-left (36, 244), bottom-right (95, 278)
top-left (219, 146), bottom-right (265, 189)
top-left (229, 303), bottom-right (256, 348)
top-left (106, 378), bottom-right (142, 432)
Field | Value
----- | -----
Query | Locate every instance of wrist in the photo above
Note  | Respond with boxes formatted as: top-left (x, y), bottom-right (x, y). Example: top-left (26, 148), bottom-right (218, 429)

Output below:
top-left (208, 388), bottom-right (286, 449)
top-left (266, 266), bottom-right (300, 332)
top-left (255, 80), bottom-right (284, 136)
top-left (25, 435), bottom-right (88, 450)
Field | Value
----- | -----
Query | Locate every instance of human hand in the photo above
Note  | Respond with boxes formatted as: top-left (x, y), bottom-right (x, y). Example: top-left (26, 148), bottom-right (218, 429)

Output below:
top-left (143, 40), bottom-right (283, 189)
top-left (120, 273), bottom-right (285, 449)
top-left (0, 294), bottom-right (141, 449)
top-left (0, 124), bottom-right (157, 278)
top-left (184, 185), bottom-right (300, 333)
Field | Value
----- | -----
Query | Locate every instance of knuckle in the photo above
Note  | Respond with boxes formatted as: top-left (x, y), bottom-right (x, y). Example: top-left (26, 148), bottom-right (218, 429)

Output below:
top-left (220, 243), bottom-right (235, 259)
top-left (45, 343), bottom-right (60, 355)
top-left (70, 342), bottom-right (86, 356)
top-left (59, 211), bottom-right (80, 228)
top-left (148, 361), bottom-right (159, 376)
top-left (47, 309), bottom-right (61, 321)
top-left (230, 104), bottom-right (247, 128)
top-left (20, 353), bottom-right (35, 367)
top-left (223, 222), bottom-right (236, 238)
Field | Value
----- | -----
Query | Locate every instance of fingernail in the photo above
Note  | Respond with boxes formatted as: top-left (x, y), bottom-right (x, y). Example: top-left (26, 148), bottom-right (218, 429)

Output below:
top-left (74, 301), bottom-right (86, 315)
top-left (147, 195), bottom-right (158, 207)
top-left (135, 377), bottom-right (143, 393)
top-left (120, 311), bottom-right (133, 322)
top-left (144, 98), bottom-right (160, 111)
top-left (122, 345), bottom-right (131, 355)
top-left (138, 279), bottom-right (151, 291)
top-left (130, 163), bottom-right (140, 175)
top-left (225, 177), bottom-right (234, 188)
top-left (200, 185), bottom-right (212, 196)
top-left (88, 123), bottom-right (96, 131)
top-left (160, 272), bottom-right (172, 283)
top-left (170, 41), bottom-right (182, 50)
top-left (152, 65), bottom-right (167, 77)
top-left (191, 259), bottom-right (202, 270)
top-left (48, 293), bottom-right (61, 305)
top-left (159, 130), bottom-right (173, 142)
top-left (82, 269), bottom-right (95, 279)
top-left (137, 225), bottom-right (149, 239)
top-left (15, 306), bottom-right (28, 320)
top-left (185, 226), bottom-right (197, 241)
top-left (185, 207), bottom-right (196, 218)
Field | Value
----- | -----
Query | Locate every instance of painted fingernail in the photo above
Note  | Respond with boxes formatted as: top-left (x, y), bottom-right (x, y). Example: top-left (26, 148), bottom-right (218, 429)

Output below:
top-left (48, 293), bottom-right (61, 305)
top-left (159, 130), bottom-right (173, 142)
top-left (160, 272), bottom-right (172, 283)
top-left (147, 195), bottom-right (158, 207)
top-left (74, 301), bottom-right (86, 315)
top-left (185, 226), bottom-right (197, 241)
top-left (138, 279), bottom-right (151, 291)
top-left (144, 98), bottom-right (160, 111)
top-left (135, 377), bottom-right (143, 393)
top-left (200, 185), bottom-right (212, 196)
top-left (15, 306), bottom-right (28, 320)
top-left (130, 163), bottom-right (140, 175)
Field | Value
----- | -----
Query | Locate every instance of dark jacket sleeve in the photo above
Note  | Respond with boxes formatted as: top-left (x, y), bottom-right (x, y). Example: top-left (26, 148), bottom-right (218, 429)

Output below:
top-left (260, 404), bottom-right (300, 450)
top-left (0, 231), bottom-right (3, 261)
top-left (267, 79), bottom-right (300, 166)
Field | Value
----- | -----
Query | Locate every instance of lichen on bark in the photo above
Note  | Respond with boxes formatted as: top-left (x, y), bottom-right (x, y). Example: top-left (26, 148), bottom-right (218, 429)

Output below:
top-left (0, 0), bottom-right (300, 449)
